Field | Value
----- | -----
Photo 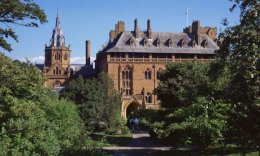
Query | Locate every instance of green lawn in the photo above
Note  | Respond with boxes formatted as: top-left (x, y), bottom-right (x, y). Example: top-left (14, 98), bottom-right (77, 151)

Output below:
top-left (90, 132), bottom-right (133, 147)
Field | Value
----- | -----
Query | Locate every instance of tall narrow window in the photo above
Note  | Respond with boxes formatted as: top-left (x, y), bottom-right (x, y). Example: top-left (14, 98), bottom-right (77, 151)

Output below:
top-left (157, 68), bottom-right (163, 80)
top-left (122, 67), bottom-right (132, 96)
top-left (64, 54), bottom-right (68, 60)
top-left (56, 67), bottom-right (58, 75)
top-left (144, 69), bottom-right (152, 80)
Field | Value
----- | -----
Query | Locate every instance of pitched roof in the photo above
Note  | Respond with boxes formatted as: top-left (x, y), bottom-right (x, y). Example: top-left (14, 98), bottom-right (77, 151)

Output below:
top-left (100, 31), bottom-right (218, 54)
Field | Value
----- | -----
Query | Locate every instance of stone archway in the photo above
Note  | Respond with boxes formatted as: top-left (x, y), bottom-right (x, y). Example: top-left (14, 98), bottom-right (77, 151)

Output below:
top-left (122, 98), bottom-right (142, 119)
top-left (126, 102), bottom-right (139, 118)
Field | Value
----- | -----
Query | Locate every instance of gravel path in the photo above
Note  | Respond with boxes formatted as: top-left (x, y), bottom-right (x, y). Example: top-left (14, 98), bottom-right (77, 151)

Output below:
top-left (103, 131), bottom-right (172, 156)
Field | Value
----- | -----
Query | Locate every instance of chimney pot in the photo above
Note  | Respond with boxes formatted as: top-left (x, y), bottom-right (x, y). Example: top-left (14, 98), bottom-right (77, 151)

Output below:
top-left (86, 40), bottom-right (91, 65)
top-left (147, 19), bottom-right (152, 39)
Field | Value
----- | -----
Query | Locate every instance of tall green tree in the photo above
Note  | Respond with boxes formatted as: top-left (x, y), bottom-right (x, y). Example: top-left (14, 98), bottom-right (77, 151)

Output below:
top-left (97, 72), bottom-right (126, 134)
top-left (212, 0), bottom-right (260, 147)
top-left (152, 62), bottom-right (230, 149)
top-left (60, 77), bottom-right (105, 131)
top-left (0, 0), bottom-right (47, 52)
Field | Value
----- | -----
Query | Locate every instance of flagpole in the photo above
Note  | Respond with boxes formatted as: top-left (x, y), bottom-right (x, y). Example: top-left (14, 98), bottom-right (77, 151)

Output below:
top-left (186, 8), bottom-right (189, 28)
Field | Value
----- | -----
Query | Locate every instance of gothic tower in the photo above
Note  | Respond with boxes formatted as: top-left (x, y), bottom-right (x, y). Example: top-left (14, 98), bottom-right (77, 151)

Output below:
top-left (43, 11), bottom-right (71, 88)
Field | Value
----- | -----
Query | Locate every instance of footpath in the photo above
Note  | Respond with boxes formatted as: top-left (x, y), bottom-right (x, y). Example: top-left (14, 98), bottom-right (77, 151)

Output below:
top-left (103, 131), bottom-right (172, 156)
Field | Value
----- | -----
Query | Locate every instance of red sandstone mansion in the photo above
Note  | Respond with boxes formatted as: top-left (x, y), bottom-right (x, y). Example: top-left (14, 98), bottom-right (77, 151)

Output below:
top-left (95, 19), bottom-right (218, 118)
top-left (39, 14), bottom-right (218, 118)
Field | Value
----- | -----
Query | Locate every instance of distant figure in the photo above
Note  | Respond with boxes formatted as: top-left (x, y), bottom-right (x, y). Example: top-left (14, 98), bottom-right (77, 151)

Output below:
top-left (129, 117), bottom-right (135, 131)
top-left (134, 117), bottom-right (139, 130)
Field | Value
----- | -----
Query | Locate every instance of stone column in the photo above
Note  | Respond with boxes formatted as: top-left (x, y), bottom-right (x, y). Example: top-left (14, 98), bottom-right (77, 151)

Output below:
top-left (172, 54), bottom-right (175, 62)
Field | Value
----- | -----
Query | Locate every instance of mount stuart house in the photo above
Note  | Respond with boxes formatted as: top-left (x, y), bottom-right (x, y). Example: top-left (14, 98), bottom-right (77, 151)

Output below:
top-left (38, 14), bottom-right (218, 118)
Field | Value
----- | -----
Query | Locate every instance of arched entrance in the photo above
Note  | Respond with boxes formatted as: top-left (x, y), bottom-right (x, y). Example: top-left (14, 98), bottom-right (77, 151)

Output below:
top-left (53, 80), bottom-right (61, 87)
top-left (126, 102), bottom-right (140, 118)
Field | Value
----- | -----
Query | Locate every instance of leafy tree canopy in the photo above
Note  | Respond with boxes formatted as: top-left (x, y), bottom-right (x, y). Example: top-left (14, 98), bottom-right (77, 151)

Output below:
top-left (0, 54), bottom-right (84, 155)
top-left (61, 73), bottom-right (128, 134)
top-left (152, 62), bottom-right (231, 149)
top-left (60, 76), bottom-right (104, 131)
top-left (155, 62), bottom-right (210, 109)
top-left (212, 0), bottom-right (260, 146)
top-left (0, 0), bottom-right (47, 52)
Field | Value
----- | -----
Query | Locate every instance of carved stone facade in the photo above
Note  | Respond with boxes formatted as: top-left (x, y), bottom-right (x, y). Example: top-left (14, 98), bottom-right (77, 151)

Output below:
top-left (96, 19), bottom-right (219, 119)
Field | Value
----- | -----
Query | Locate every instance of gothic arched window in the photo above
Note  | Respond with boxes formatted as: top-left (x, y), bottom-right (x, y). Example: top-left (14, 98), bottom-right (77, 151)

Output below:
top-left (157, 68), bottom-right (163, 80)
top-left (56, 67), bottom-right (59, 75)
top-left (144, 68), bottom-right (152, 80)
top-left (145, 92), bottom-right (152, 103)
top-left (55, 53), bottom-right (61, 60)
top-left (64, 54), bottom-right (68, 60)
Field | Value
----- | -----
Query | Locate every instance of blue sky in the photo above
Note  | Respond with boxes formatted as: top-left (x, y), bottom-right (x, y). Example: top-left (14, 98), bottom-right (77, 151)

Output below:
top-left (4, 0), bottom-right (240, 64)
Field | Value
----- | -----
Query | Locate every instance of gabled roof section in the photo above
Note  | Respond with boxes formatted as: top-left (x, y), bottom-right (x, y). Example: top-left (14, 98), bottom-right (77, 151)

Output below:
top-left (100, 31), bottom-right (218, 54)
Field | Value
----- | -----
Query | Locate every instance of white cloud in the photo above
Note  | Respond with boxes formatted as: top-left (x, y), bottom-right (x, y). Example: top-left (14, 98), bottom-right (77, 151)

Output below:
top-left (19, 56), bottom-right (96, 65)
top-left (19, 56), bottom-right (45, 64)
top-left (70, 57), bottom-right (85, 64)
top-left (70, 56), bottom-right (96, 64)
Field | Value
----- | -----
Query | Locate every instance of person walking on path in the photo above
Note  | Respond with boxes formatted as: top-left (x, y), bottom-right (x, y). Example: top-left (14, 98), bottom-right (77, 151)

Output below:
top-left (129, 117), bottom-right (135, 131)
top-left (134, 117), bottom-right (139, 131)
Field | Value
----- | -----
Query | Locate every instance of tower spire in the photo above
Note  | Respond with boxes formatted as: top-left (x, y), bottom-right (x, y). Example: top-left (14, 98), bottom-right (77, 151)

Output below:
top-left (51, 8), bottom-right (65, 47)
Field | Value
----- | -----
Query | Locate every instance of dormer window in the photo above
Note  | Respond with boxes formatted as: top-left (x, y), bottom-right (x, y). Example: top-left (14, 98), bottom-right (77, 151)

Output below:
top-left (156, 38), bottom-right (162, 47)
top-left (130, 38), bottom-right (136, 47)
top-left (143, 38), bottom-right (148, 47)
top-left (192, 40), bottom-right (196, 48)
top-left (168, 38), bottom-right (174, 48)
top-left (178, 39), bottom-right (185, 47)
top-left (201, 39), bottom-right (208, 48)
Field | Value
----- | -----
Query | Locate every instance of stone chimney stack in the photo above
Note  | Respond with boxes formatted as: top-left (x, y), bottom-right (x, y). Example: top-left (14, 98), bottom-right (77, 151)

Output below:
top-left (192, 20), bottom-right (200, 33)
top-left (192, 20), bottom-right (201, 45)
top-left (134, 18), bottom-right (139, 38)
top-left (116, 21), bottom-right (125, 32)
top-left (86, 40), bottom-right (91, 65)
top-left (147, 19), bottom-right (152, 39)
top-left (109, 21), bottom-right (125, 42)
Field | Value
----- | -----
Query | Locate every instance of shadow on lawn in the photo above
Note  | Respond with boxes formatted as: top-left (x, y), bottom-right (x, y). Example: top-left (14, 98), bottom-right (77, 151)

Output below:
top-left (156, 147), bottom-right (259, 156)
